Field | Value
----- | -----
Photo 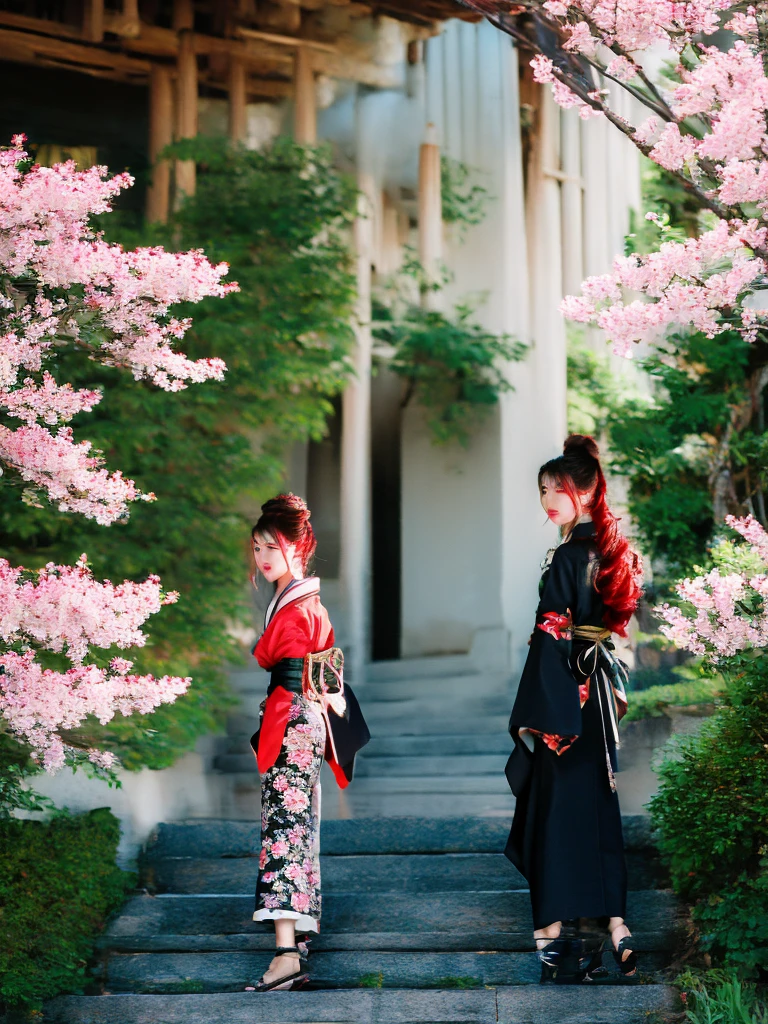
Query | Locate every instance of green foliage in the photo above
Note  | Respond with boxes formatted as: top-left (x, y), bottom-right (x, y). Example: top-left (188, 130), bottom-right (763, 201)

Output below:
top-left (567, 328), bottom-right (631, 436)
top-left (649, 652), bottom-right (768, 976)
top-left (604, 328), bottom-right (754, 578)
top-left (375, 297), bottom-right (527, 446)
top-left (676, 970), bottom-right (768, 1024)
top-left (440, 156), bottom-right (490, 235)
top-left (0, 137), bottom-right (358, 783)
top-left (625, 157), bottom-right (704, 255)
top-left (0, 809), bottom-right (133, 1013)
top-left (623, 671), bottom-right (721, 721)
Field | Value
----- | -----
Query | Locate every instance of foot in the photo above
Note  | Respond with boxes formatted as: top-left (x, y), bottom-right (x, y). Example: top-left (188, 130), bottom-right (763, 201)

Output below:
top-left (533, 921), bottom-right (562, 950)
top-left (260, 950), bottom-right (303, 987)
top-left (609, 917), bottom-right (637, 977)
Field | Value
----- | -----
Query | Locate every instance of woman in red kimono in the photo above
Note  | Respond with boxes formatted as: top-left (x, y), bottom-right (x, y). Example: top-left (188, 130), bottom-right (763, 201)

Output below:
top-left (505, 436), bottom-right (643, 983)
top-left (247, 494), bottom-right (369, 992)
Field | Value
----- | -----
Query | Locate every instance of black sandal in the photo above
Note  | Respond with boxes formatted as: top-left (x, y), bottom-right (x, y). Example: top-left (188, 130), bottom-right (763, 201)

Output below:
top-left (611, 926), bottom-right (638, 977)
top-left (535, 929), bottom-right (584, 984)
top-left (249, 945), bottom-right (309, 992)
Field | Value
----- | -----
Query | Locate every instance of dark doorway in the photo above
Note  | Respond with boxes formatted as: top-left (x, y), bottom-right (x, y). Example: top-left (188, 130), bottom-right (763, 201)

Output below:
top-left (371, 368), bottom-right (402, 660)
top-left (0, 60), bottom-right (149, 218)
top-left (306, 398), bottom-right (342, 581)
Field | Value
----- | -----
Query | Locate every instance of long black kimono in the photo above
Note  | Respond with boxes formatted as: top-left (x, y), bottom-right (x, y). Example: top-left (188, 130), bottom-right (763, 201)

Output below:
top-left (505, 521), bottom-right (628, 930)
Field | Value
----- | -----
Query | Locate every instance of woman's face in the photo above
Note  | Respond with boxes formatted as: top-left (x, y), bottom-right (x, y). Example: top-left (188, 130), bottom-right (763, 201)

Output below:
top-left (252, 530), bottom-right (297, 583)
top-left (539, 474), bottom-right (580, 528)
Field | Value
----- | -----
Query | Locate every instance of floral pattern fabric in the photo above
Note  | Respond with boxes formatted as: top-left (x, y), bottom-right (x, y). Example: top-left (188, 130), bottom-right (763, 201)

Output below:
top-left (254, 693), bottom-right (326, 931)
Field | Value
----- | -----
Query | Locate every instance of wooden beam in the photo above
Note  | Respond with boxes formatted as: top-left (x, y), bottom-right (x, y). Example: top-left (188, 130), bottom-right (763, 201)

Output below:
top-left (83, 0), bottom-right (104, 43)
top-left (234, 25), bottom-right (337, 53)
top-left (294, 45), bottom-right (317, 144)
top-left (146, 64), bottom-right (173, 223)
top-left (228, 56), bottom-right (248, 143)
top-left (0, 27), bottom-right (151, 76)
top-left (418, 123), bottom-right (443, 308)
top-left (0, 11), bottom-right (81, 41)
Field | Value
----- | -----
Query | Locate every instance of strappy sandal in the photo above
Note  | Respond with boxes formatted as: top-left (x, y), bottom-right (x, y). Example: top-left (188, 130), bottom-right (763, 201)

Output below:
top-left (249, 945), bottom-right (309, 992)
top-left (611, 925), bottom-right (638, 977)
top-left (535, 926), bottom-right (583, 984)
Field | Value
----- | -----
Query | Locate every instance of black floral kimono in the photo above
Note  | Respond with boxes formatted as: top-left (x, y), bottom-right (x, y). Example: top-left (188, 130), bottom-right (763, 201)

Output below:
top-left (505, 520), bottom-right (629, 930)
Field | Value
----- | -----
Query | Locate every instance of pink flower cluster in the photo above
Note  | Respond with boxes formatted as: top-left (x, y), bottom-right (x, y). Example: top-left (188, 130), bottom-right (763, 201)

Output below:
top-left (0, 554), bottom-right (177, 663)
top-left (0, 138), bottom-right (235, 518)
top-left (560, 219), bottom-right (768, 355)
top-left (542, 1), bottom-right (735, 51)
top-left (0, 651), bottom-right (189, 772)
top-left (0, 555), bottom-right (187, 769)
top-left (657, 516), bottom-right (768, 661)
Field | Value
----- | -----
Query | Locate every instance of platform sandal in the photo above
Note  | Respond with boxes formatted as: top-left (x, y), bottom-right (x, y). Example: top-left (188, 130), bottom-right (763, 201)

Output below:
top-left (535, 932), bottom-right (584, 984)
top-left (249, 945), bottom-right (309, 992)
top-left (611, 925), bottom-right (638, 978)
top-left (579, 938), bottom-right (609, 982)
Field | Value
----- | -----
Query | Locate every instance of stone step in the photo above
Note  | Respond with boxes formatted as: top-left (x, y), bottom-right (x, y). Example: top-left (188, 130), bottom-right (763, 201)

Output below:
top-left (145, 852), bottom-right (663, 896)
top-left (227, 712), bottom-right (510, 740)
top-left (106, 891), bottom-right (678, 942)
top-left (216, 752), bottom-right (510, 777)
top-left (360, 673), bottom-right (512, 701)
top-left (368, 655), bottom-right (476, 681)
top-left (47, 984), bottom-right (678, 1023)
top-left (146, 852), bottom-right (526, 894)
top-left (98, 927), bottom-right (670, 955)
top-left (148, 816), bottom-right (654, 859)
top-left (103, 948), bottom-right (669, 993)
top-left (363, 733), bottom-right (514, 757)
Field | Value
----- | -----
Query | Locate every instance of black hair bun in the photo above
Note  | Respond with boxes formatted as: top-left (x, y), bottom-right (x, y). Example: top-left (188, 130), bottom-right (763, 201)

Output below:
top-left (563, 434), bottom-right (600, 461)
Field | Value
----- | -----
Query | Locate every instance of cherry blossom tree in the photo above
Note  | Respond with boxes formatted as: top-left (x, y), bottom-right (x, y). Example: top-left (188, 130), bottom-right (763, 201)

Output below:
top-left (456, 1), bottom-right (768, 355)
top-left (0, 137), bottom-right (236, 778)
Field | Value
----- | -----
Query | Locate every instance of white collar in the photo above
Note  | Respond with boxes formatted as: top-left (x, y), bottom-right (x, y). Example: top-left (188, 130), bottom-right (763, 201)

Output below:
top-left (265, 577), bottom-right (320, 628)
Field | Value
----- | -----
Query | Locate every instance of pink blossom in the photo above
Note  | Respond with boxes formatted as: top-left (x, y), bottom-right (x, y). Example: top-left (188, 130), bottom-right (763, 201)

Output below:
top-left (606, 57), bottom-right (638, 83)
top-left (270, 840), bottom-right (289, 858)
top-left (649, 124), bottom-right (697, 171)
top-left (259, 849), bottom-right (267, 870)
top-left (287, 826), bottom-right (305, 844)
top-left (261, 872), bottom-right (278, 883)
top-left (262, 894), bottom-right (282, 909)
top-left (287, 749), bottom-right (315, 770)
top-left (290, 892), bottom-right (311, 913)
top-left (273, 775), bottom-right (289, 792)
top-left (284, 863), bottom-right (306, 883)
top-left (563, 21), bottom-right (599, 58)
top-left (283, 787), bottom-right (310, 813)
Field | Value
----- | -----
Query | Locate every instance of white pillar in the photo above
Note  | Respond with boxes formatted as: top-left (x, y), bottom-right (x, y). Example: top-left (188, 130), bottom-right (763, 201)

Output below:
top-left (560, 108), bottom-right (584, 298)
top-left (418, 123), bottom-right (442, 309)
top-left (339, 171), bottom-right (374, 684)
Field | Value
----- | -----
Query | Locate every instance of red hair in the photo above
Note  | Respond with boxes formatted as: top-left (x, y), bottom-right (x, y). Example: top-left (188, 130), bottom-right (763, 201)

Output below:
top-left (252, 493), bottom-right (317, 575)
top-left (539, 435), bottom-right (642, 636)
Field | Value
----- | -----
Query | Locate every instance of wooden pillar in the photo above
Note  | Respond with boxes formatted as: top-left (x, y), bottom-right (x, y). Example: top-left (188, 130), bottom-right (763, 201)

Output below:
top-left (294, 47), bottom-right (317, 144)
top-left (228, 57), bottom-right (248, 145)
top-left (146, 65), bottom-right (173, 223)
top-left (173, 0), bottom-right (196, 201)
top-left (418, 122), bottom-right (442, 309)
top-left (83, 0), bottom-right (104, 42)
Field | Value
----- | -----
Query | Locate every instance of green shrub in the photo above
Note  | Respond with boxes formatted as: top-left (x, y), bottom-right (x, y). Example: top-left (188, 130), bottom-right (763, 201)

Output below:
top-left (624, 674), bottom-right (721, 721)
top-left (649, 657), bottom-right (768, 976)
top-left (676, 970), bottom-right (768, 1024)
top-left (0, 809), bottom-right (133, 1013)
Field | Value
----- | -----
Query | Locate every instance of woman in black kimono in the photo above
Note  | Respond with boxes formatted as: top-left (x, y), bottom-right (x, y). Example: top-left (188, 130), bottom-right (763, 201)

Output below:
top-left (505, 435), bottom-right (642, 982)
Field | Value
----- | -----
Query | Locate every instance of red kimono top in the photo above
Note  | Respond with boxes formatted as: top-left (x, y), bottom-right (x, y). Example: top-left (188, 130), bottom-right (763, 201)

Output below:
top-left (252, 578), bottom-right (340, 781)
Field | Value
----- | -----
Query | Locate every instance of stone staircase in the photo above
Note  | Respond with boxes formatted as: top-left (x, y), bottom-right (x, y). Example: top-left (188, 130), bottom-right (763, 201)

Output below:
top-left (46, 656), bottom-right (679, 1023)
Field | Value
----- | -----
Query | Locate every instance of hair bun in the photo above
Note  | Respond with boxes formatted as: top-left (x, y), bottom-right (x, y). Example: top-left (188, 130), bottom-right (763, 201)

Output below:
top-left (563, 433), bottom-right (600, 461)
top-left (260, 493), bottom-right (311, 528)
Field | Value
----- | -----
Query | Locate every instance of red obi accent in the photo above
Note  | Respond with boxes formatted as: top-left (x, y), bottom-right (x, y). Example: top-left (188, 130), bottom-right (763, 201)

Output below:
top-left (529, 729), bottom-right (578, 755)
top-left (537, 611), bottom-right (573, 641)
top-left (579, 680), bottom-right (590, 707)
top-left (253, 593), bottom-right (336, 778)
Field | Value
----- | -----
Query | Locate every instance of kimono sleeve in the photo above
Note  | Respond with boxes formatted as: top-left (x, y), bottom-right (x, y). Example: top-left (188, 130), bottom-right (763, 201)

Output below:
top-left (508, 545), bottom-right (583, 742)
